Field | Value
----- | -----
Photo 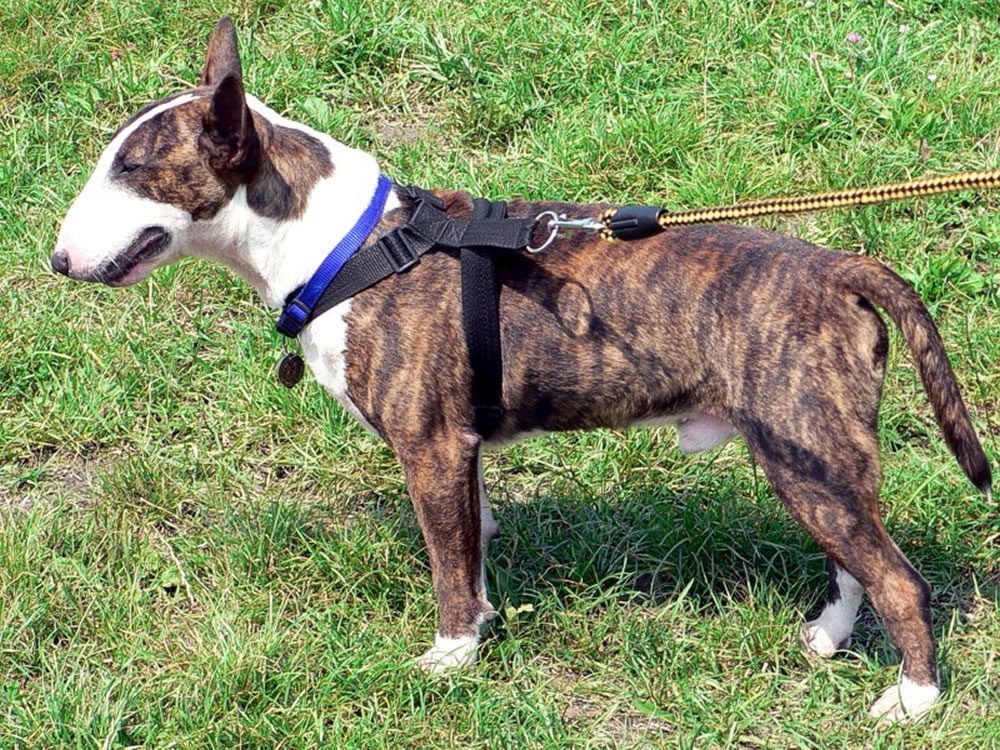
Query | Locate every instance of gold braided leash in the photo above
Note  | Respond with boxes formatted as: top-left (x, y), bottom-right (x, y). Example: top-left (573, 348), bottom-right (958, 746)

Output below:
top-left (595, 168), bottom-right (1000, 240)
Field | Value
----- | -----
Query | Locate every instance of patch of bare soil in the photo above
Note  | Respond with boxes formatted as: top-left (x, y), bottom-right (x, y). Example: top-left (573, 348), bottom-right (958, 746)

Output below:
top-left (0, 450), bottom-right (119, 515)
top-left (546, 664), bottom-right (674, 746)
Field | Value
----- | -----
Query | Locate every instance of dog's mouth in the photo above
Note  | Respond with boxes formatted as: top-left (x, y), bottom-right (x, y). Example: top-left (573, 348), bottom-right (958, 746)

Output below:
top-left (91, 226), bottom-right (172, 286)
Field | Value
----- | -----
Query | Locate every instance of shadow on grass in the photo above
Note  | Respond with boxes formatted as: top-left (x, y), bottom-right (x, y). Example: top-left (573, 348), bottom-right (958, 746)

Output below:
top-left (478, 477), bottom-right (998, 675)
top-left (210, 464), bottom-right (997, 677)
top-left (298, 469), bottom-right (995, 672)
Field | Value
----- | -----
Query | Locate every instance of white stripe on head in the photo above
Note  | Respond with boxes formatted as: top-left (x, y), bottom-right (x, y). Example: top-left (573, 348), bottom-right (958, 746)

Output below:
top-left (94, 94), bottom-right (202, 181)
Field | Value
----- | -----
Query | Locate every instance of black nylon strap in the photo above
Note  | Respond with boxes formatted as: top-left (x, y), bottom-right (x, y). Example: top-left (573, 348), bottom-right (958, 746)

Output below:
top-left (308, 225), bottom-right (433, 320)
top-left (307, 187), bottom-right (534, 324)
top-left (462, 198), bottom-right (508, 438)
top-left (407, 199), bottom-right (534, 250)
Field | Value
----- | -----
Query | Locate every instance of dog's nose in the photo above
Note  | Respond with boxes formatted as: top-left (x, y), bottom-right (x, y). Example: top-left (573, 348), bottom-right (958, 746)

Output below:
top-left (51, 250), bottom-right (70, 276)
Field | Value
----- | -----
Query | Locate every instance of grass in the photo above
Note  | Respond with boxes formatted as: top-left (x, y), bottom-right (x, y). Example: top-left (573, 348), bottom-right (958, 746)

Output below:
top-left (1, 0), bottom-right (999, 746)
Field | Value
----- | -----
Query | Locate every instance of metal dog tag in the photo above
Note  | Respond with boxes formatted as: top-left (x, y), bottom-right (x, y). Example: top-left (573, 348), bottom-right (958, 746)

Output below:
top-left (276, 352), bottom-right (305, 388)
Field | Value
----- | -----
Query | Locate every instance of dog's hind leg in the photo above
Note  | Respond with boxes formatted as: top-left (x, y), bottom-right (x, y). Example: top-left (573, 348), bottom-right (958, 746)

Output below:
top-left (742, 420), bottom-right (940, 722)
top-left (801, 556), bottom-right (864, 657)
top-left (398, 434), bottom-right (497, 673)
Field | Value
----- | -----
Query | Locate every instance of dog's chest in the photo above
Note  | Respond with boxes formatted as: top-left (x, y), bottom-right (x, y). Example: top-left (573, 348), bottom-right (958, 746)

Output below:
top-left (297, 300), bottom-right (376, 433)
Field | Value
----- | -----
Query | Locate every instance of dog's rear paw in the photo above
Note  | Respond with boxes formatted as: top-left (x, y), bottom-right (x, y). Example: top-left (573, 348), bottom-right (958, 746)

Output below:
top-left (800, 620), bottom-right (851, 658)
top-left (869, 678), bottom-right (940, 723)
top-left (416, 633), bottom-right (479, 674)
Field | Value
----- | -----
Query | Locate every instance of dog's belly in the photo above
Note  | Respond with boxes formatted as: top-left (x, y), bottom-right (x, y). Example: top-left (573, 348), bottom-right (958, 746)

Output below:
top-left (298, 300), bottom-right (379, 434)
top-left (638, 412), bottom-right (738, 452)
top-left (487, 413), bottom-right (736, 453)
top-left (676, 413), bottom-right (737, 452)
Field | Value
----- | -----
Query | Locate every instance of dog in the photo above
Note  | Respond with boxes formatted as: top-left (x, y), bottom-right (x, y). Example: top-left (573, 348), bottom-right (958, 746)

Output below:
top-left (53, 17), bottom-right (991, 723)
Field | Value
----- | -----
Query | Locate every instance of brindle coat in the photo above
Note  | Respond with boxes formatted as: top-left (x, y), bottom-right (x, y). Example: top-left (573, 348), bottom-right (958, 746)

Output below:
top-left (54, 17), bottom-right (992, 717)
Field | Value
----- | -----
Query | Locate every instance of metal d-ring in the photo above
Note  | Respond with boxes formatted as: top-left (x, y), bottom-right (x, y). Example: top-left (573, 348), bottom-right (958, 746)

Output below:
top-left (527, 211), bottom-right (560, 253)
top-left (527, 211), bottom-right (607, 253)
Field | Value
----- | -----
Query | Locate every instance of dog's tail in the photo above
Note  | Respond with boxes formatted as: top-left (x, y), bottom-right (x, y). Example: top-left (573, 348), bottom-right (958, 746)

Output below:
top-left (840, 255), bottom-right (991, 496)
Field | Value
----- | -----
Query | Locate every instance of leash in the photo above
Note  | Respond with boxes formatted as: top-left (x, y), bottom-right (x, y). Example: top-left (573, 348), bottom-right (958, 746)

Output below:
top-left (533, 168), bottom-right (1000, 245)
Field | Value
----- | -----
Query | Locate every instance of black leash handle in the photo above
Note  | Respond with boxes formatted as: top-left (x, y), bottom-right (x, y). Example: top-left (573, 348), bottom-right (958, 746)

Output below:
top-left (601, 205), bottom-right (662, 240)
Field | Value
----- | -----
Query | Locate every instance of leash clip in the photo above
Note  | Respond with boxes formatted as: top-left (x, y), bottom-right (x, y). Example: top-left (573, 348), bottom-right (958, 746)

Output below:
top-left (550, 215), bottom-right (606, 232)
top-left (527, 212), bottom-right (604, 253)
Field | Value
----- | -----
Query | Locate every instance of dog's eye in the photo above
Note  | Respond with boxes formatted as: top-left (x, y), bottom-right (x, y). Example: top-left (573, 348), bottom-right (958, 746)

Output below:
top-left (118, 161), bottom-right (142, 174)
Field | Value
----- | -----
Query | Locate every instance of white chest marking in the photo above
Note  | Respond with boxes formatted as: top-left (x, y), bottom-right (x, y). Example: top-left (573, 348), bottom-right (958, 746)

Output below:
top-left (288, 187), bottom-right (401, 435)
top-left (298, 300), bottom-right (378, 434)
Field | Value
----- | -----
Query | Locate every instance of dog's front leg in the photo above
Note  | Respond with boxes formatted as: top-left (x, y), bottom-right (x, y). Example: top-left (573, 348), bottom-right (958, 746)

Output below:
top-left (399, 434), bottom-right (497, 672)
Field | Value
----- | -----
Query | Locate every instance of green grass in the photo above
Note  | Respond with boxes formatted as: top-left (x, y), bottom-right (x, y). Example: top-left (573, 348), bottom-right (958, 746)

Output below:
top-left (2, 0), bottom-right (999, 746)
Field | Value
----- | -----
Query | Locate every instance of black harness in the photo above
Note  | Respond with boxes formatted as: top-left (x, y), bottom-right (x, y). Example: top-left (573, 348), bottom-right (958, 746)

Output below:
top-left (280, 185), bottom-right (537, 439)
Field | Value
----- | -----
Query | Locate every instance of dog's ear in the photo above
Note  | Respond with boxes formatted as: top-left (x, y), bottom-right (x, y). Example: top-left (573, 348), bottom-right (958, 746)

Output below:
top-left (200, 16), bottom-right (242, 86)
top-left (200, 72), bottom-right (260, 178)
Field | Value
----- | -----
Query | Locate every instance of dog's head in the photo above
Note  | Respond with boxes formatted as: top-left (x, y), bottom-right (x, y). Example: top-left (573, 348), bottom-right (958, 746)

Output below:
top-left (53, 17), bottom-right (272, 286)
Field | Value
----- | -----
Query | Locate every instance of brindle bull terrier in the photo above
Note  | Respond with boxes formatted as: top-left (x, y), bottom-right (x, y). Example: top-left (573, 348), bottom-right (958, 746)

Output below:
top-left (53, 17), bottom-right (991, 723)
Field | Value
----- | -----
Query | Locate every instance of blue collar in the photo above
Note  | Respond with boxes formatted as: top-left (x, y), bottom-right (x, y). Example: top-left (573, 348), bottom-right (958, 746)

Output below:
top-left (276, 174), bottom-right (393, 338)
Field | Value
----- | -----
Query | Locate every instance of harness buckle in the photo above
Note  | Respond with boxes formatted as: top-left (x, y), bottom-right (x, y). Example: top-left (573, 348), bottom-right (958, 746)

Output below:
top-left (399, 185), bottom-right (446, 210)
top-left (276, 296), bottom-right (311, 338)
top-left (378, 232), bottom-right (420, 273)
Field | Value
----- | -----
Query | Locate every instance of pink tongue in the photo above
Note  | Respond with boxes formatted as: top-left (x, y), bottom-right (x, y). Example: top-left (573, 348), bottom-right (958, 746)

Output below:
top-left (110, 259), bottom-right (156, 287)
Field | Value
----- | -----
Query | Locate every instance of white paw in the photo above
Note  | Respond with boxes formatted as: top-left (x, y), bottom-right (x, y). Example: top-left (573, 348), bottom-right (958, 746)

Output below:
top-left (416, 633), bottom-right (479, 674)
top-left (800, 620), bottom-right (851, 658)
top-left (869, 678), bottom-right (940, 723)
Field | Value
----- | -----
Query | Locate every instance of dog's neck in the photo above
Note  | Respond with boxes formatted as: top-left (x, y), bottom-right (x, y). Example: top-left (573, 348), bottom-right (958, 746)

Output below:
top-left (187, 95), bottom-right (400, 308)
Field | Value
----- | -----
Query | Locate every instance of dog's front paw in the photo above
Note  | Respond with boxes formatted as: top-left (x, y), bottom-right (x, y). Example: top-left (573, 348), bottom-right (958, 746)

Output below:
top-left (869, 678), bottom-right (940, 723)
top-left (416, 633), bottom-right (479, 674)
top-left (800, 620), bottom-right (851, 658)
